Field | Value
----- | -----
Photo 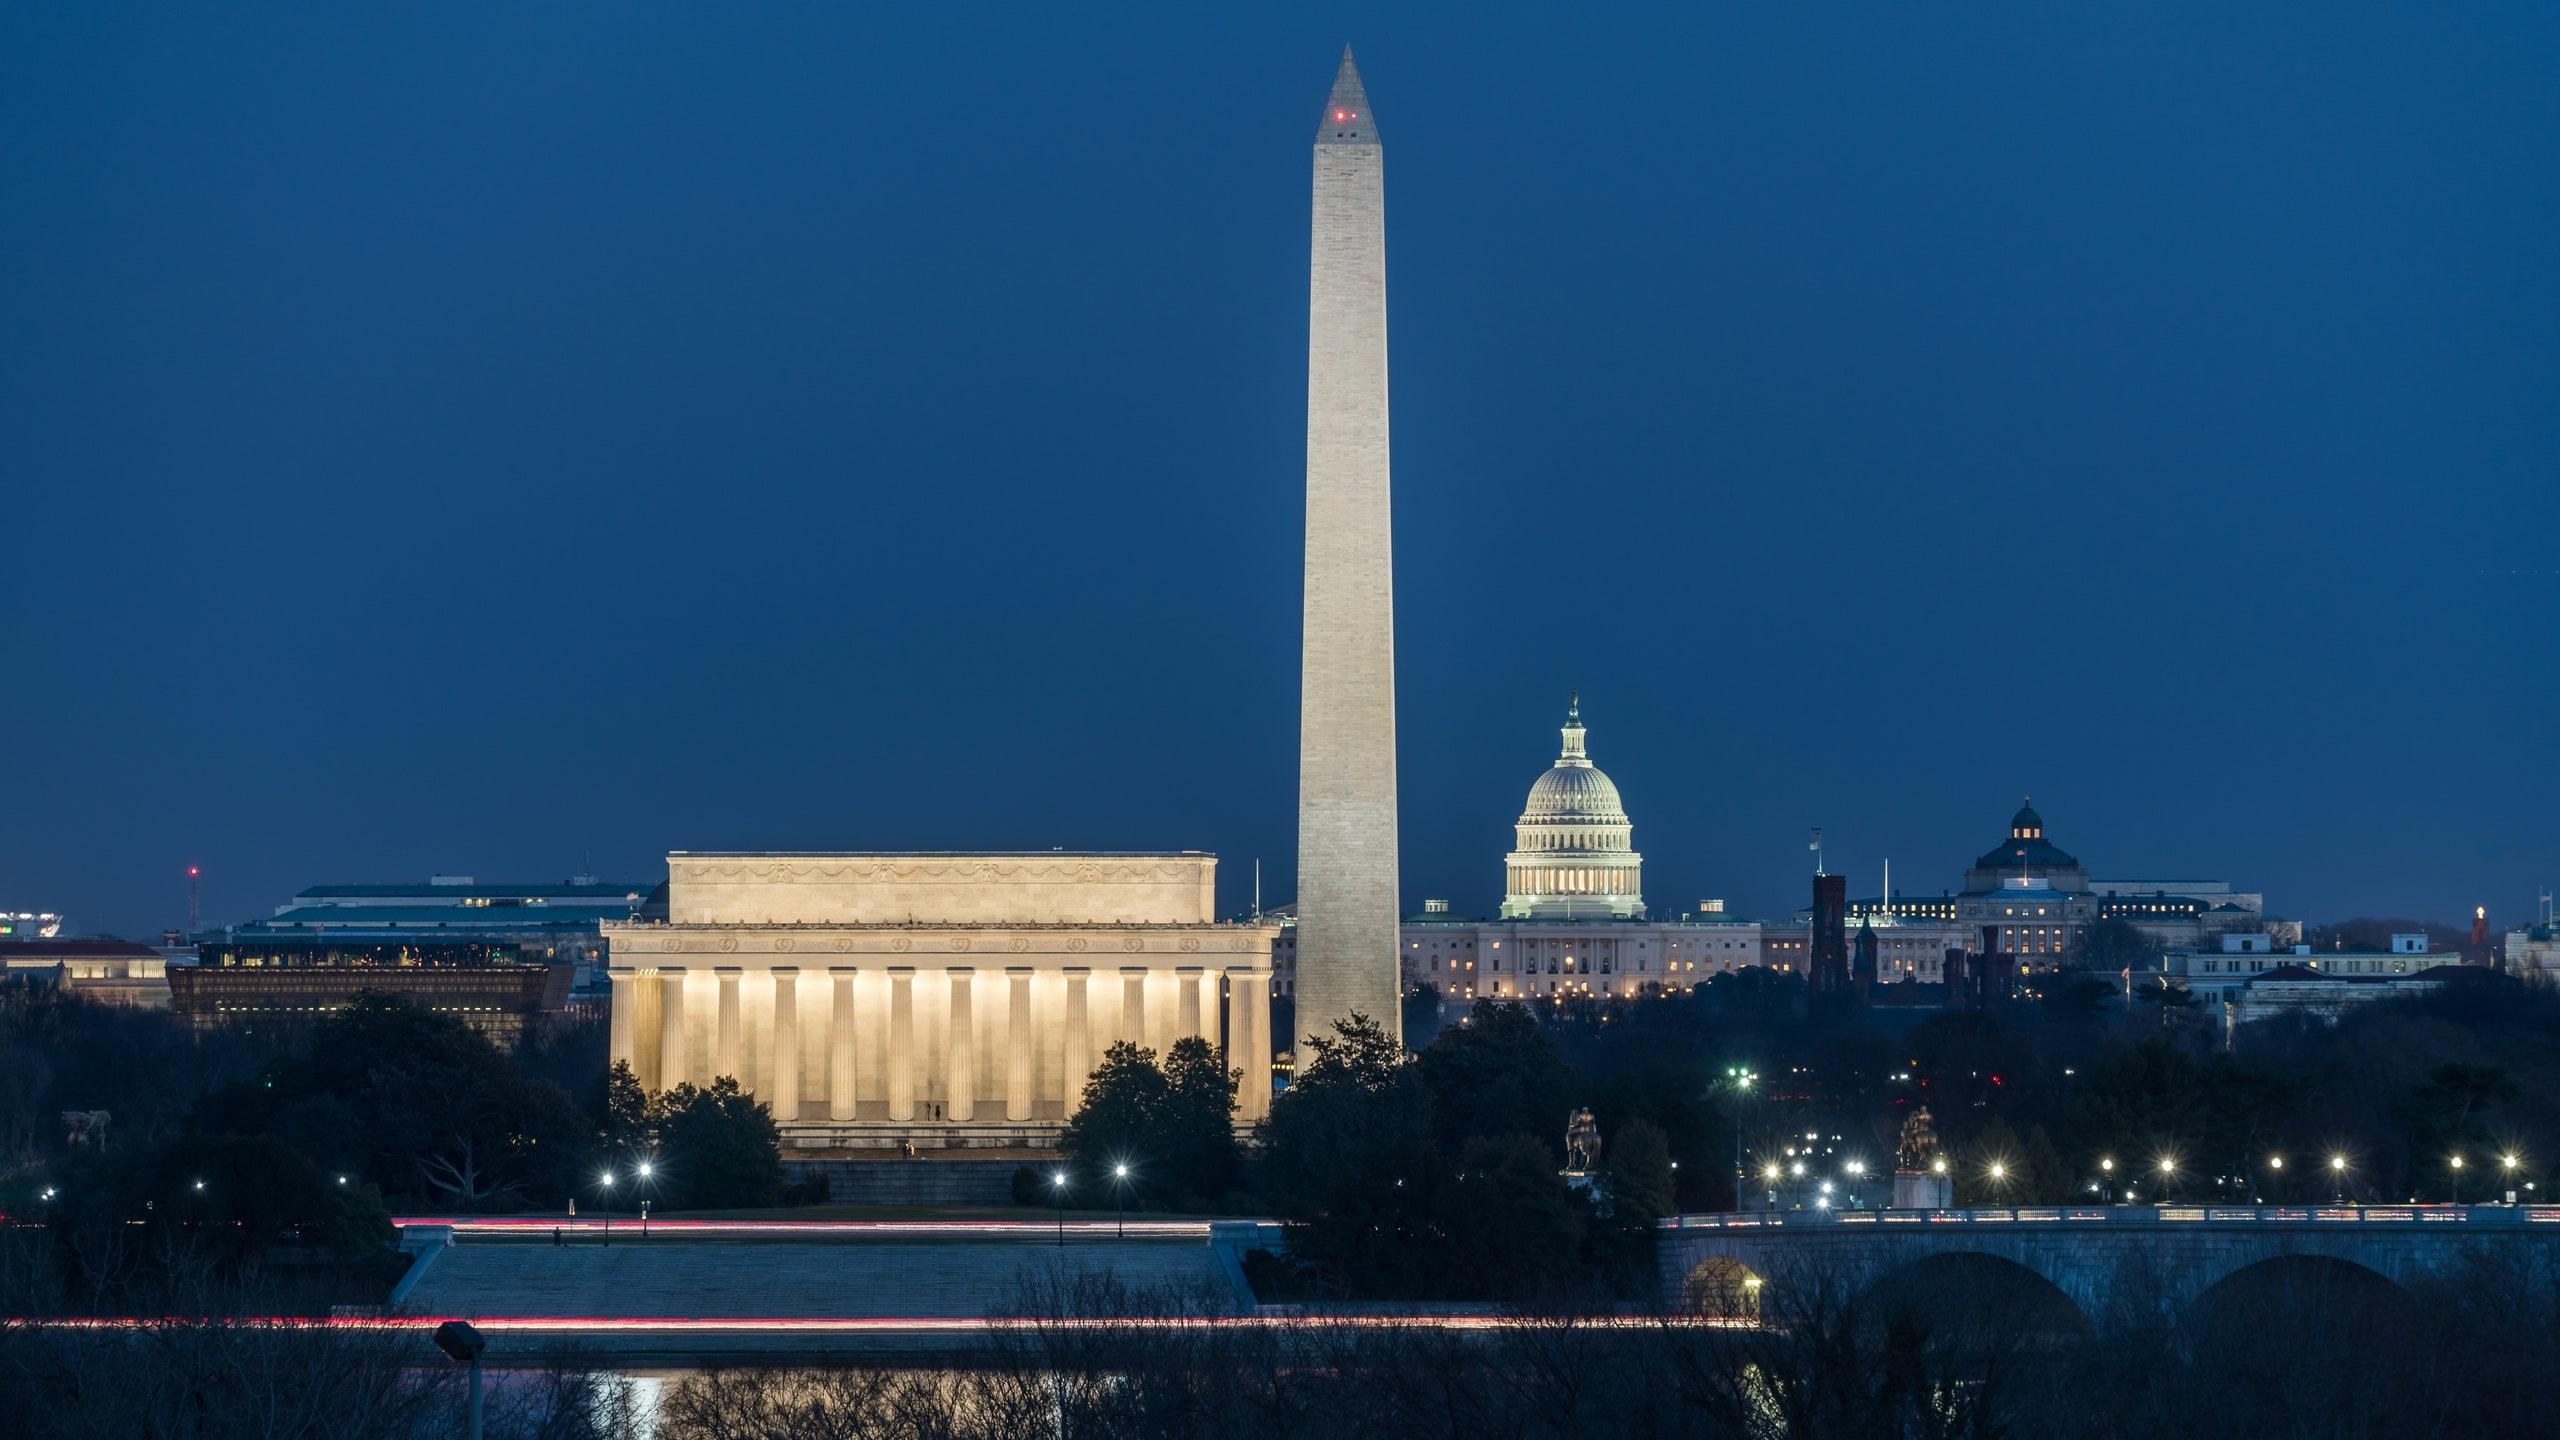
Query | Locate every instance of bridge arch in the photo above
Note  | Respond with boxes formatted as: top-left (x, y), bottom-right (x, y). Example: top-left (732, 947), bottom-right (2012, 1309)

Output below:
top-left (2186, 1252), bottom-right (2411, 1333)
top-left (1856, 1249), bottom-right (2093, 1337)
top-left (1679, 1255), bottom-right (1764, 1320)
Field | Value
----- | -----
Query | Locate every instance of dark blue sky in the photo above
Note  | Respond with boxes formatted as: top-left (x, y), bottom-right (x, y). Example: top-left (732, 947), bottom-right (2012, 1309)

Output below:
top-left (6, 5), bottom-right (2555, 939)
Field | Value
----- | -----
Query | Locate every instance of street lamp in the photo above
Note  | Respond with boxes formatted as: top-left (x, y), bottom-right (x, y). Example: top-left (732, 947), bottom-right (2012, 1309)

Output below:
top-left (2329, 1154), bottom-right (2348, 1204)
top-left (1051, 1170), bottom-right (1070, 1246)
top-left (1112, 1162), bottom-right (1132, 1240)
top-left (2449, 1154), bottom-right (2464, 1205)
top-left (432, 1321), bottom-right (488, 1440)
top-left (597, 1170), bottom-right (615, 1244)
top-left (2156, 1157), bottom-right (2176, 1203)
top-left (1723, 1068), bottom-right (1757, 1204)
top-left (2266, 1154), bottom-right (2284, 1203)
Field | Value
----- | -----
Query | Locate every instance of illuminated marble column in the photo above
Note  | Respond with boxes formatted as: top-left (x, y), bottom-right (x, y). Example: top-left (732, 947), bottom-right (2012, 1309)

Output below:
top-left (769, 968), bottom-right (799, 1120)
top-left (1121, 969), bottom-right (1148, 1049)
top-left (608, 966), bottom-right (636, 1083)
top-left (1005, 969), bottom-right (1033, 1121)
top-left (1063, 968), bottom-right (1090, 1105)
top-left (656, 967), bottom-right (687, 1091)
top-left (887, 969), bottom-right (915, 1121)
top-left (1224, 966), bottom-right (1253, 1104)
top-left (1244, 970), bottom-right (1273, 1120)
top-left (1176, 968), bottom-right (1204, 1043)
top-left (828, 968), bottom-right (857, 1122)
top-left (946, 969), bottom-right (975, 1122)
top-left (714, 967), bottom-right (742, 1080)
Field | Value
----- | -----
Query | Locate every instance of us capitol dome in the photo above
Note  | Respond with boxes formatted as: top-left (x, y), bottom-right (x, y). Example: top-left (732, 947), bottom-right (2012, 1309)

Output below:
top-left (1500, 693), bottom-right (1646, 920)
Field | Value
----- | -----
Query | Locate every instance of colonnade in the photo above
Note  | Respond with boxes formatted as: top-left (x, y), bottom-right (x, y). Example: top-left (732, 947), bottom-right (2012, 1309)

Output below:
top-left (607, 961), bottom-right (1274, 1125)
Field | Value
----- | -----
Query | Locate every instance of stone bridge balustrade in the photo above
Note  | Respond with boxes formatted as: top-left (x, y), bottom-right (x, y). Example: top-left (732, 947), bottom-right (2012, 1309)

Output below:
top-left (1659, 1205), bottom-right (2560, 1323)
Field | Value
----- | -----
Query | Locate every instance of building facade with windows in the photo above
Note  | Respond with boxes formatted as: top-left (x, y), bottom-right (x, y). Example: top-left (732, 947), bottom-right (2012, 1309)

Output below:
top-left (0, 939), bottom-right (170, 1007)
top-left (170, 938), bottom-right (568, 1038)
top-left (2173, 931), bottom-right (2463, 1009)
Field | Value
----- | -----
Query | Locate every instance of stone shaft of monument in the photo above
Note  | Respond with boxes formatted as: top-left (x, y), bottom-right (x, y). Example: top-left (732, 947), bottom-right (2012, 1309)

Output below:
top-left (1296, 47), bottom-right (1401, 1048)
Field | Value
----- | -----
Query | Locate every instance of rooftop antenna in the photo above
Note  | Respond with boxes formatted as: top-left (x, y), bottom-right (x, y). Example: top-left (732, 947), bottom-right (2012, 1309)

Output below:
top-left (186, 865), bottom-right (200, 932)
top-left (1253, 859), bottom-right (1262, 922)
top-left (2542, 887), bottom-right (2554, 927)
top-left (1883, 857), bottom-right (1891, 916)
top-left (1809, 828), bottom-right (1825, 878)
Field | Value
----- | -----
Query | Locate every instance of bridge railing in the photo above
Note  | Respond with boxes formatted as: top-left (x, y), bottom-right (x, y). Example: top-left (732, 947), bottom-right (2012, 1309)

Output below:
top-left (1663, 1204), bottom-right (2560, 1231)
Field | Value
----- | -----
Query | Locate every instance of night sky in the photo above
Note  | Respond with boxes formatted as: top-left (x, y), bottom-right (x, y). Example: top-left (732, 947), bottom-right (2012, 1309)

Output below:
top-left (6, 5), bottom-right (2554, 940)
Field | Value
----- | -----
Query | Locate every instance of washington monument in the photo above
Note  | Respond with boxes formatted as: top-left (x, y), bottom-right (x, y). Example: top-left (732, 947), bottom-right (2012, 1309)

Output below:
top-left (1295, 49), bottom-right (1401, 1048)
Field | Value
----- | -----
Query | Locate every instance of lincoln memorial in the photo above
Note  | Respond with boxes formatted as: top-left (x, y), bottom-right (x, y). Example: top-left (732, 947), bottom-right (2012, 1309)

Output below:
top-left (603, 852), bottom-right (1278, 1149)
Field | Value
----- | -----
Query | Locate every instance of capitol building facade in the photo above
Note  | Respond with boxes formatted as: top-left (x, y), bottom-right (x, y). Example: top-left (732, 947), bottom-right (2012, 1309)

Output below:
top-left (1271, 694), bottom-right (1980, 1010)
top-left (1274, 697), bottom-right (1832, 1006)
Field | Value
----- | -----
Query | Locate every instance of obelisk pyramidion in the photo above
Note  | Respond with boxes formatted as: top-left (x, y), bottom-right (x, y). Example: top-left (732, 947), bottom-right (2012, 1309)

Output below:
top-left (1295, 48), bottom-right (1401, 1050)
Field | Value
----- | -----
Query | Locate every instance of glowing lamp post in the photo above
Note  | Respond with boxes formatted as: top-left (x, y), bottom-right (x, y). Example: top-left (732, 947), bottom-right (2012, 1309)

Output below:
top-left (2329, 1155), bottom-right (2348, 1205)
top-left (1112, 1162), bottom-right (1132, 1240)
top-left (1051, 1170), bottom-right (1069, 1247)
top-left (1724, 1068), bottom-right (1757, 1206)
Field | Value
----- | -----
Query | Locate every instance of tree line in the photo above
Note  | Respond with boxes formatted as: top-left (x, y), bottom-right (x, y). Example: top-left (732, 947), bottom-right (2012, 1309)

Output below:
top-left (0, 982), bottom-right (789, 1314)
top-left (1061, 963), bottom-right (2560, 1301)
